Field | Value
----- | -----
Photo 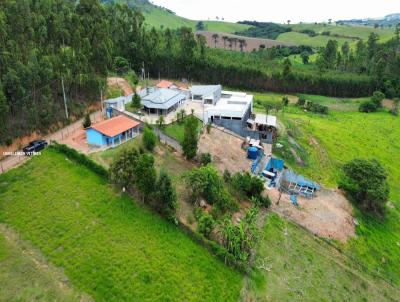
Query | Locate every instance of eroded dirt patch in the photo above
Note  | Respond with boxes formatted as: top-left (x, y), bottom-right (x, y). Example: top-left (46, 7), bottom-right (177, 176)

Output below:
top-left (268, 188), bottom-right (355, 242)
top-left (198, 127), bottom-right (251, 174)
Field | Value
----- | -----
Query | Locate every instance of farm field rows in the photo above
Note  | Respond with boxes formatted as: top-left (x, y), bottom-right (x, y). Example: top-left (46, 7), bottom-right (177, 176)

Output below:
top-left (0, 149), bottom-right (242, 301)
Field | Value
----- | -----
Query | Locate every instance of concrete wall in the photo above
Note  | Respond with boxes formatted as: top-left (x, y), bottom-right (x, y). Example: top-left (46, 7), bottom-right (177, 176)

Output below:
top-left (86, 128), bottom-right (107, 146)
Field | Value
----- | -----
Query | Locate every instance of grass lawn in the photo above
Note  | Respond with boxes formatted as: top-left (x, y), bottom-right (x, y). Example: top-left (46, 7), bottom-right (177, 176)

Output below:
top-left (274, 106), bottom-right (400, 286)
top-left (296, 93), bottom-right (369, 112)
top-left (246, 213), bottom-right (400, 301)
top-left (0, 149), bottom-right (242, 301)
top-left (162, 117), bottom-right (202, 144)
top-left (0, 228), bottom-right (84, 302)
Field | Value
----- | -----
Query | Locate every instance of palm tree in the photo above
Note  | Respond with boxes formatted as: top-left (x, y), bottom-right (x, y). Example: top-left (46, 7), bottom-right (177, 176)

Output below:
top-left (287, 20), bottom-right (291, 25)
top-left (228, 38), bottom-right (233, 50)
top-left (212, 33), bottom-right (219, 48)
top-left (222, 36), bottom-right (228, 49)
top-left (239, 39), bottom-right (247, 52)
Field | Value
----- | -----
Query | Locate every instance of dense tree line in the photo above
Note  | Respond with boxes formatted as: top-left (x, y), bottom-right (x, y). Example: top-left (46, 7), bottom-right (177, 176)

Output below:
top-left (316, 29), bottom-right (400, 98)
top-left (235, 21), bottom-right (291, 39)
top-left (1, 0), bottom-right (397, 144)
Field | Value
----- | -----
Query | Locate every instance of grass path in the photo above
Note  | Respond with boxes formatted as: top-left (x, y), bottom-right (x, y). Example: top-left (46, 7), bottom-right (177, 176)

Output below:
top-left (0, 149), bottom-right (242, 301)
top-left (0, 224), bottom-right (89, 302)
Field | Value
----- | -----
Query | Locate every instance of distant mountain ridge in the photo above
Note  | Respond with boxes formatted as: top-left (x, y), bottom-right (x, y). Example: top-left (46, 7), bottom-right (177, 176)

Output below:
top-left (337, 13), bottom-right (400, 27)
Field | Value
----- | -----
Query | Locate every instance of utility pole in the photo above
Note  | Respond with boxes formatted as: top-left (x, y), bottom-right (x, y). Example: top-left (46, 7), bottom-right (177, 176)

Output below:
top-left (61, 76), bottom-right (69, 120)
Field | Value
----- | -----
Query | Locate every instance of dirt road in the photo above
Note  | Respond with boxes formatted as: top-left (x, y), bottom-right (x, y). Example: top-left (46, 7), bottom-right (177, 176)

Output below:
top-left (0, 111), bottom-right (102, 174)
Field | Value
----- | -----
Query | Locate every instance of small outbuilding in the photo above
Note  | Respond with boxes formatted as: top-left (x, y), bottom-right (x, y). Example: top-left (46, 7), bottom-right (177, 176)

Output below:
top-left (86, 115), bottom-right (140, 148)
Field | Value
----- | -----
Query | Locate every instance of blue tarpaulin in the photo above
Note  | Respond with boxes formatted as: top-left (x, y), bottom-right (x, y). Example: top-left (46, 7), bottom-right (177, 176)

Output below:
top-left (284, 170), bottom-right (321, 190)
top-left (266, 158), bottom-right (284, 172)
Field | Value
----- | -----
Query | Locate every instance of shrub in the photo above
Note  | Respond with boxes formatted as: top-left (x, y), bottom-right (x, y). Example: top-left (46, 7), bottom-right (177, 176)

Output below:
top-left (142, 125), bottom-right (157, 152)
top-left (339, 159), bottom-right (389, 216)
top-left (223, 169), bottom-right (232, 183)
top-left (297, 96), bottom-right (306, 106)
top-left (232, 172), bottom-right (264, 199)
top-left (184, 165), bottom-right (238, 213)
top-left (221, 207), bottom-right (259, 262)
top-left (197, 213), bottom-right (215, 238)
top-left (371, 91), bottom-right (385, 108)
top-left (359, 100), bottom-right (378, 112)
top-left (200, 152), bottom-right (212, 165)
top-left (82, 113), bottom-right (91, 128)
top-left (251, 195), bottom-right (271, 208)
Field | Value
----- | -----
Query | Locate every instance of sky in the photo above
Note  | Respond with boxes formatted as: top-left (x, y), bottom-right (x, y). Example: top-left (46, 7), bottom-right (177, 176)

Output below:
top-left (150, 0), bottom-right (400, 23)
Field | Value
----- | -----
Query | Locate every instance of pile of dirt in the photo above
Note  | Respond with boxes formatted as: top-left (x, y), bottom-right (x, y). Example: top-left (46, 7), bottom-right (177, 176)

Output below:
top-left (269, 188), bottom-right (355, 242)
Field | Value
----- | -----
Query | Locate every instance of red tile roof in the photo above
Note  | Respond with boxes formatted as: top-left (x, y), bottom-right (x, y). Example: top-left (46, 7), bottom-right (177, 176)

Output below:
top-left (156, 80), bottom-right (174, 89)
top-left (90, 115), bottom-right (140, 137)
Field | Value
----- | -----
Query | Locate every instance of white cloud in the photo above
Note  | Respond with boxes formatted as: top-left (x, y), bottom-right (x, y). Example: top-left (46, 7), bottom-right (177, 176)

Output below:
top-left (150, 0), bottom-right (399, 23)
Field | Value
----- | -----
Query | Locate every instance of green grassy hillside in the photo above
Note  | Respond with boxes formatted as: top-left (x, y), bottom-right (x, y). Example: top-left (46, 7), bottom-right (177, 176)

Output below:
top-left (277, 23), bottom-right (395, 47)
top-left (0, 149), bottom-right (242, 301)
top-left (247, 213), bottom-right (399, 301)
top-left (288, 23), bottom-right (395, 41)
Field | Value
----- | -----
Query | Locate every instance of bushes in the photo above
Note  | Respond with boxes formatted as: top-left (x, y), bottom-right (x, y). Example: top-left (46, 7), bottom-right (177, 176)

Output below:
top-left (221, 207), bottom-right (259, 262)
top-left (82, 114), bottom-right (91, 129)
top-left (200, 153), bottom-right (212, 165)
top-left (296, 97), bottom-right (328, 114)
top-left (359, 91), bottom-right (385, 113)
top-left (230, 172), bottom-right (270, 208)
top-left (110, 147), bottom-right (178, 221)
top-left (142, 125), bottom-right (157, 152)
top-left (339, 159), bottom-right (389, 216)
top-left (232, 172), bottom-right (264, 199)
top-left (50, 143), bottom-right (108, 178)
top-left (184, 165), bottom-right (238, 213)
top-left (197, 213), bottom-right (215, 238)
top-left (359, 100), bottom-right (378, 112)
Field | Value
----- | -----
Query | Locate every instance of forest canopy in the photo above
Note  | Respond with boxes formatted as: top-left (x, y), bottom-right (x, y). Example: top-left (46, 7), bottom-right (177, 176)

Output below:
top-left (0, 0), bottom-right (399, 144)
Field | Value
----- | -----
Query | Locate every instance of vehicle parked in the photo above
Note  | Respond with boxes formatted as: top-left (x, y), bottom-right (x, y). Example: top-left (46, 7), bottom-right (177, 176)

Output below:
top-left (23, 140), bottom-right (48, 155)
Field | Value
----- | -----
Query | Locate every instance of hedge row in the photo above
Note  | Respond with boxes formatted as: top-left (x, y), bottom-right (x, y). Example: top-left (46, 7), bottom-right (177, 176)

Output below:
top-left (49, 142), bottom-right (108, 179)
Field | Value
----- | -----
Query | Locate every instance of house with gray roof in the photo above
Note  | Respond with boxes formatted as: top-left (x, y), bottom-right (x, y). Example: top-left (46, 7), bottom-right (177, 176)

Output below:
top-left (190, 85), bottom-right (221, 105)
top-left (139, 87), bottom-right (189, 116)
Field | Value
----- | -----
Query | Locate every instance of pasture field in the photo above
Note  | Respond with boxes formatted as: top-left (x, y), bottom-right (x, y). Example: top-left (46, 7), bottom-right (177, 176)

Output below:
top-left (276, 31), bottom-right (356, 47)
top-left (275, 106), bottom-right (400, 286)
top-left (142, 6), bottom-right (250, 33)
top-left (0, 229), bottom-right (84, 302)
top-left (246, 213), bottom-right (400, 301)
top-left (0, 148), bottom-right (242, 301)
top-left (288, 23), bottom-right (395, 41)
